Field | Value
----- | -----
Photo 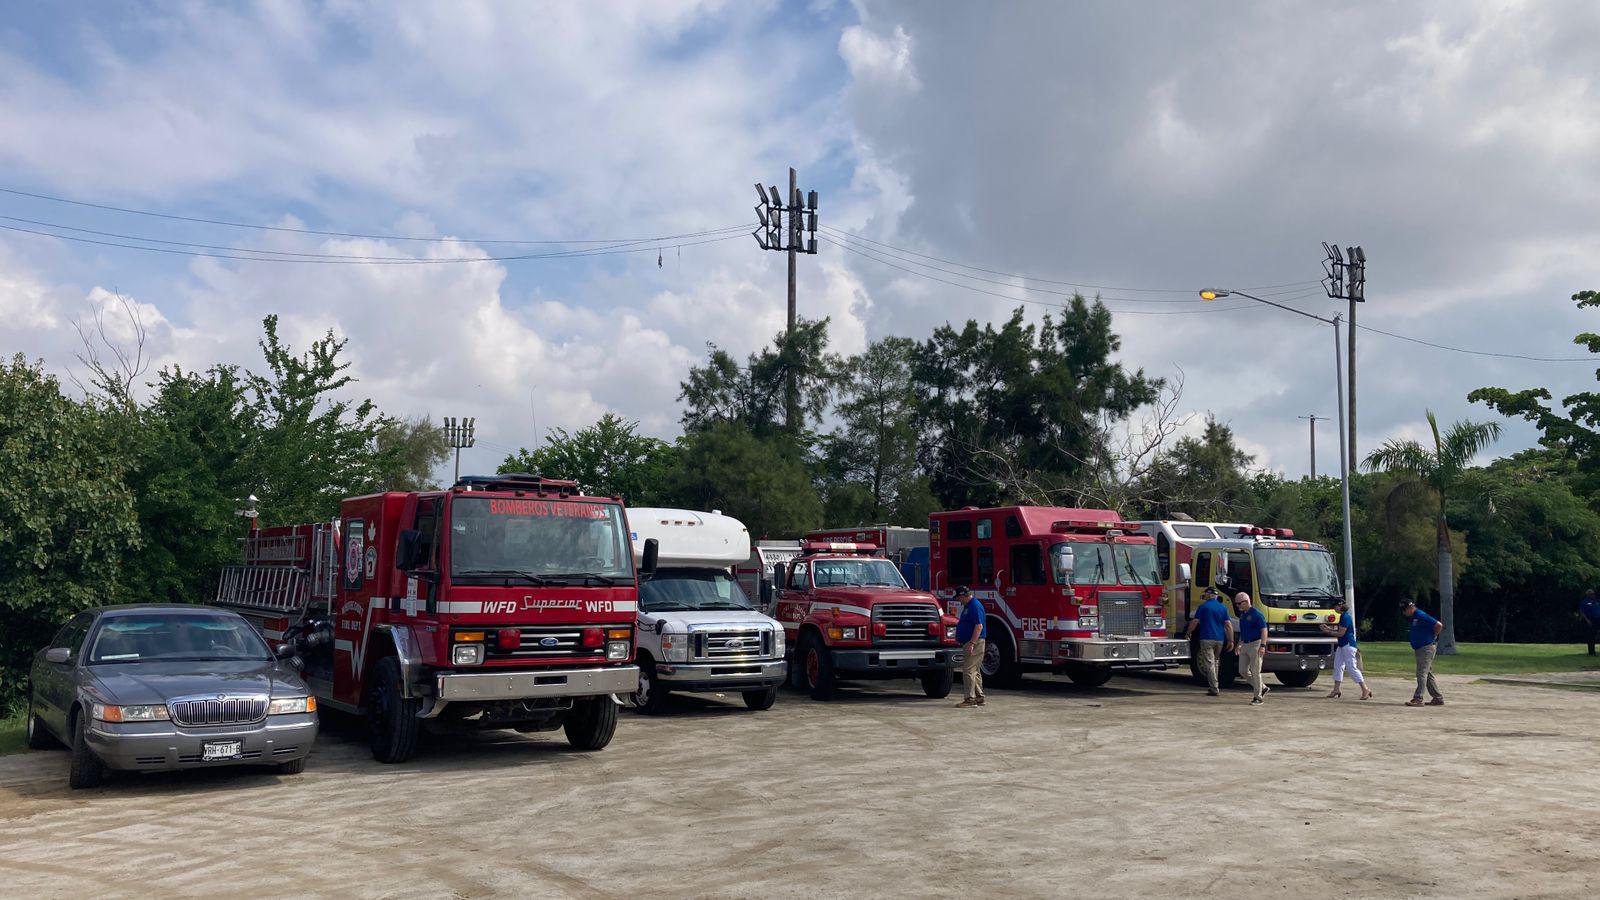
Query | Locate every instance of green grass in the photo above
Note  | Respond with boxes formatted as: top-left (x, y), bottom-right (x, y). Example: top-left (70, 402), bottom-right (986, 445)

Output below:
top-left (1355, 642), bottom-right (1600, 677)
top-left (0, 712), bottom-right (25, 756)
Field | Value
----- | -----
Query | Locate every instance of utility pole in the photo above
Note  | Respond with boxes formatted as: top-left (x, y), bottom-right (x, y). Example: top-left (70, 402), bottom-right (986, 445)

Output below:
top-left (1298, 414), bottom-right (1324, 478)
top-left (1324, 243), bottom-right (1366, 468)
top-left (753, 168), bottom-right (818, 431)
top-left (443, 416), bottom-right (476, 482)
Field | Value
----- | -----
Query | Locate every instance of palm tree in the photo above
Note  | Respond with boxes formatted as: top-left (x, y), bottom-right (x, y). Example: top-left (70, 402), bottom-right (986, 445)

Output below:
top-left (1362, 410), bottom-right (1501, 654)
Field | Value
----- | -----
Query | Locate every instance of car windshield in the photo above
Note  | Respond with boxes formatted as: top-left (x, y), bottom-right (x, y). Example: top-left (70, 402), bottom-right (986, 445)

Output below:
top-left (640, 569), bottom-right (755, 612)
top-left (1112, 543), bottom-right (1162, 585)
top-left (88, 613), bottom-right (270, 664)
top-left (811, 558), bottom-right (907, 588)
top-left (450, 497), bottom-right (632, 582)
top-left (1257, 548), bottom-right (1341, 597)
top-left (1051, 541), bottom-right (1115, 585)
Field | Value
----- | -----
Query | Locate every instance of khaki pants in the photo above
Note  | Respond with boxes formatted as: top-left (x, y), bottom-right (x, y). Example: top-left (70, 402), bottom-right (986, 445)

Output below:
top-left (1197, 639), bottom-right (1223, 691)
top-left (1239, 640), bottom-right (1264, 698)
top-left (1414, 645), bottom-right (1443, 700)
top-left (963, 639), bottom-right (986, 700)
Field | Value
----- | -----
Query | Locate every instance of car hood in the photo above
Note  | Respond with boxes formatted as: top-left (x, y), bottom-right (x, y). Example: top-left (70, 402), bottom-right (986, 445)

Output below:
top-left (85, 660), bottom-right (305, 705)
top-left (809, 587), bottom-right (939, 608)
top-left (640, 609), bottom-right (778, 631)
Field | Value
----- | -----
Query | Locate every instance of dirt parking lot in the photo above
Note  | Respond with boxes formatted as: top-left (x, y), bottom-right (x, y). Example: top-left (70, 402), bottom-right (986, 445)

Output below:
top-left (2, 670), bottom-right (1597, 899)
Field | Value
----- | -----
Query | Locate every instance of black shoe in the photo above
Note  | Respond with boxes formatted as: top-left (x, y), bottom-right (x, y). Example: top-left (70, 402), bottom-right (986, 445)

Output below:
top-left (1206, 688), bottom-right (1219, 697)
top-left (1250, 697), bottom-right (1264, 705)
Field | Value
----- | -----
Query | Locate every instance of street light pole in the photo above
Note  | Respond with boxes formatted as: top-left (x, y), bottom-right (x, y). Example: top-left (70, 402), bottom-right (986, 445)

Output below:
top-left (1199, 288), bottom-right (1357, 622)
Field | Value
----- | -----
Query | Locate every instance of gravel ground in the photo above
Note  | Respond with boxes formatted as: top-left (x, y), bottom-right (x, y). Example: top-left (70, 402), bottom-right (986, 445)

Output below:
top-left (2, 669), bottom-right (1596, 899)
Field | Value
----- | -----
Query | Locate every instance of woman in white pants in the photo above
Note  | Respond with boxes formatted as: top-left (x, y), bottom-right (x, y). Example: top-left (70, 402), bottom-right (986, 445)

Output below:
top-left (1320, 599), bottom-right (1372, 700)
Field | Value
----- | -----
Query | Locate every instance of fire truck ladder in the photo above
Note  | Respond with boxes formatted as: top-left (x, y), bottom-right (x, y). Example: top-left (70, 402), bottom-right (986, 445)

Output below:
top-left (215, 565), bottom-right (308, 613)
top-left (214, 523), bottom-right (339, 616)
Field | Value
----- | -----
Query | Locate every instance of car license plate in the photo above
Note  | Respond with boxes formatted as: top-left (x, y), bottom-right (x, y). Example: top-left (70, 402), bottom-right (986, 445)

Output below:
top-left (202, 740), bottom-right (242, 761)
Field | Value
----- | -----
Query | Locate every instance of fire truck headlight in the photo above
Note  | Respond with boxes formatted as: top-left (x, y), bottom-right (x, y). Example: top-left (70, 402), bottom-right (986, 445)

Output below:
top-left (659, 633), bottom-right (688, 662)
top-left (945, 625), bottom-right (958, 641)
top-left (268, 696), bottom-right (316, 715)
top-left (606, 640), bottom-right (629, 661)
top-left (451, 643), bottom-right (485, 666)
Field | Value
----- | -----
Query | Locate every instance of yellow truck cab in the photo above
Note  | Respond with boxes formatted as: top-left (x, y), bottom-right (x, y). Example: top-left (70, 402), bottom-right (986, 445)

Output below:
top-left (1170, 527), bottom-right (1341, 688)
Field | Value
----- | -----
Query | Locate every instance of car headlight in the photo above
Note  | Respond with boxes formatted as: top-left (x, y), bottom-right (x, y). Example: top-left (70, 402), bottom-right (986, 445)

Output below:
top-left (659, 633), bottom-right (688, 662)
top-left (451, 643), bottom-right (485, 665)
top-left (93, 703), bottom-right (169, 722)
top-left (606, 640), bottom-right (630, 661)
top-left (268, 696), bottom-right (317, 715)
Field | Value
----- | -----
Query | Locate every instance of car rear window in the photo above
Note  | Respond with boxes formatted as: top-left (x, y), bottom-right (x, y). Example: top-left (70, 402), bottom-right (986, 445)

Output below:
top-left (88, 613), bottom-right (270, 663)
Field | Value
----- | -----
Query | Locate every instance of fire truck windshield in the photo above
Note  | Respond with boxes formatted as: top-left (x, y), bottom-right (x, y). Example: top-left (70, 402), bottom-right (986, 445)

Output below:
top-left (640, 569), bottom-right (756, 612)
top-left (449, 496), bottom-right (632, 584)
top-left (1112, 543), bottom-right (1162, 585)
top-left (811, 558), bottom-right (908, 588)
top-left (1257, 547), bottom-right (1341, 598)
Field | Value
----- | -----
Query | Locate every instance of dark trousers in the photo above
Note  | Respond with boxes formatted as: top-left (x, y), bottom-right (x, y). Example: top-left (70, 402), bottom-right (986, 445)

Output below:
top-left (1588, 621), bottom-right (1599, 656)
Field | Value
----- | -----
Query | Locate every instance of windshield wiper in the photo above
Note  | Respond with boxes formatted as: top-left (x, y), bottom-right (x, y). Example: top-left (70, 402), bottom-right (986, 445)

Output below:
top-left (456, 568), bottom-right (557, 585)
top-left (545, 572), bottom-right (621, 585)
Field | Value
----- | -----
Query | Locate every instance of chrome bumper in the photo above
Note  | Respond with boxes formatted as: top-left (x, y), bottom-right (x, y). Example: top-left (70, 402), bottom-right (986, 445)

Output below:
top-left (1059, 638), bottom-right (1188, 664)
top-left (1263, 637), bottom-right (1337, 672)
top-left (655, 659), bottom-right (787, 690)
top-left (434, 665), bottom-right (640, 702)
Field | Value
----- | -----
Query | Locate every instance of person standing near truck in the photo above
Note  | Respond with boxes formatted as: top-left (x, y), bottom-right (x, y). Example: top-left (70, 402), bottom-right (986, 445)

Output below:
top-left (1403, 600), bottom-right (1445, 707)
top-left (1232, 592), bottom-right (1268, 705)
top-left (955, 586), bottom-right (987, 708)
top-left (1320, 598), bottom-right (1372, 700)
top-left (1581, 589), bottom-right (1600, 656)
top-left (1186, 587), bottom-right (1235, 697)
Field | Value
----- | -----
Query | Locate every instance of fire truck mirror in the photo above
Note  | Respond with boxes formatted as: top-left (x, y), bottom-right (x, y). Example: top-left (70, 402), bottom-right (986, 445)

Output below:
top-left (1051, 545), bottom-right (1074, 584)
top-left (641, 538), bottom-right (659, 578)
top-left (772, 562), bottom-right (788, 588)
top-left (1177, 562), bottom-right (1192, 586)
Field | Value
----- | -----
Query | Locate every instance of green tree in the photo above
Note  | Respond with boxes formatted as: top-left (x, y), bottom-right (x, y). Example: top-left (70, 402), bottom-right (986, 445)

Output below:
top-left (671, 421), bottom-right (821, 538)
top-left (499, 413), bottom-right (680, 506)
top-left (376, 416), bottom-right (450, 491)
top-left (823, 337), bottom-right (934, 523)
top-left (680, 317), bottom-right (838, 436)
top-left (0, 356), bottom-right (141, 707)
top-left (1362, 410), bottom-right (1502, 653)
top-left (1140, 417), bottom-right (1256, 520)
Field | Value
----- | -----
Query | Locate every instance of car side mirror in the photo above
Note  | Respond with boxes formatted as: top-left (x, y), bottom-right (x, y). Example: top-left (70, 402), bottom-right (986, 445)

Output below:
top-left (45, 647), bottom-right (71, 664)
top-left (640, 538), bottom-right (659, 578)
top-left (273, 642), bottom-right (297, 659)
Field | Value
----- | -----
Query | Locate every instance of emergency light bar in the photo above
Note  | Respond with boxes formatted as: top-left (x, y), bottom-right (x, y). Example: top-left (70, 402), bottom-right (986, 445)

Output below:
top-left (1236, 526), bottom-right (1295, 538)
top-left (800, 541), bottom-right (881, 555)
top-left (1051, 520), bottom-right (1130, 532)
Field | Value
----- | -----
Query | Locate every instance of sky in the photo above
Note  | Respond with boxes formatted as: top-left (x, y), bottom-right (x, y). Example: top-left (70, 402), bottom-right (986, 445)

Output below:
top-left (3, 0), bottom-right (1598, 482)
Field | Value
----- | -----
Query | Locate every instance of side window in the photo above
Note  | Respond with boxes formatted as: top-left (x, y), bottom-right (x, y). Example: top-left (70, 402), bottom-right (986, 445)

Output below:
top-left (1195, 552), bottom-right (1212, 587)
top-left (1156, 533), bottom-right (1171, 580)
top-left (948, 520), bottom-right (973, 541)
top-left (414, 499), bottom-right (439, 569)
top-left (976, 547), bottom-right (994, 585)
top-left (788, 562), bottom-right (810, 590)
top-left (948, 548), bottom-right (974, 585)
top-left (976, 519), bottom-right (992, 540)
top-left (1227, 555), bottom-right (1253, 593)
top-left (52, 614), bottom-right (93, 655)
top-left (1009, 544), bottom-right (1045, 585)
top-left (1004, 516), bottom-right (1022, 538)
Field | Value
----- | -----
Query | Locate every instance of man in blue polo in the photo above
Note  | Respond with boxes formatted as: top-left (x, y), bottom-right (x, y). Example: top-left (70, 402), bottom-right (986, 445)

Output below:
top-left (1403, 599), bottom-right (1445, 707)
top-left (955, 586), bottom-right (987, 708)
top-left (1186, 587), bottom-right (1235, 696)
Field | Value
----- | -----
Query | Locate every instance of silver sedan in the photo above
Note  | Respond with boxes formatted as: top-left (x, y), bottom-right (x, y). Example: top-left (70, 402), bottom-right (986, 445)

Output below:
top-left (26, 604), bottom-right (319, 789)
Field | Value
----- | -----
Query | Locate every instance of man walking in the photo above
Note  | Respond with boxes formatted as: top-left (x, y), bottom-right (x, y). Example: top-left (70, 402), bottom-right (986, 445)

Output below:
top-left (955, 586), bottom-right (987, 708)
top-left (1320, 598), bottom-right (1372, 700)
top-left (1403, 600), bottom-right (1445, 707)
top-left (1581, 589), bottom-right (1600, 656)
top-left (1233, 592), bottom-right (1268, 705)
top-left (1186, 587), bottom-right (1235, 696)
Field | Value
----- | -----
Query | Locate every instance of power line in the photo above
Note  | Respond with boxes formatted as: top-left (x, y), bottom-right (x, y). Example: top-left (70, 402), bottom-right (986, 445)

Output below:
top-left (820, 223), bottom-right (1321, 296)
top-left (0, 184), bottom-right (745, 246)
top-left (1352, 322), bottom-right (1594, 363)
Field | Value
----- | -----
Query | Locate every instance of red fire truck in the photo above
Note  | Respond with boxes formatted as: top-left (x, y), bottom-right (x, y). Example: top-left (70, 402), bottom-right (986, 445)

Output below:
top-left (772, 542), bottom-right (961, 700)
top-left (215, 473), bottom-right (649, 763)
top-left (928, 506), bottom-right (1187, 688)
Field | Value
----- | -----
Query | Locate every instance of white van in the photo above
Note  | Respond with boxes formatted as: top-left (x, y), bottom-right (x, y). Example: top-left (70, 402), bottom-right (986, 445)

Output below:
top-left (627, 508), bottom-right (787, 714)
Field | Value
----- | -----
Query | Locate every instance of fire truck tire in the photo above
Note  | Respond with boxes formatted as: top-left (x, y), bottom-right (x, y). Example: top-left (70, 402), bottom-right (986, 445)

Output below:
top-left (563, 696), bottom-right (618, 751)
top-left (920, 668), bottom-right (954, 699)
top-left (1218, 650), bottom-right (1239, 686)
top-left (68, 708), bottom-right (105, 790)
top-left (631, 659), bottom-right (672, 716)
top-left (800, 633), bottom-right (838, 700)
top-left (367, 656), bottom-right (421, 764)
top-left (1063, 664), bottom-right (1114, 688)
top-left (275, 757), bottom-right (307, 775)
top-left (1274, 670), bottom-right (1320, 688)
top-left (981, 623), bottom-right (1024, 688)
top-left (25, 692), bottom-right (61, 750)
top-left (742, 687), bottom-right (779, 710)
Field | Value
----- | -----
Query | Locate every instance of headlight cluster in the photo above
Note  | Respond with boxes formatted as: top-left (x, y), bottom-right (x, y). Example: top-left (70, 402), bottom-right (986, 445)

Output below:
top-left (771, 628), bottom-right (785, 658)
top-left (827, 625), bottom-right (867, 641)
top-left (451, 643), bottom-right (485, 665)
top-left (93, 703), bottom-right (169, 722)
top-left (268, 696), bottom-right (317, 715)
top-left (659, 633), bottom-right (688, 662)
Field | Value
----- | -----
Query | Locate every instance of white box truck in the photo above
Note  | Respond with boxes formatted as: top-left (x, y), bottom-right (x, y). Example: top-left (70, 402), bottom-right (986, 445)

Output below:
top-left (628, 508), bottom-right (787, 714)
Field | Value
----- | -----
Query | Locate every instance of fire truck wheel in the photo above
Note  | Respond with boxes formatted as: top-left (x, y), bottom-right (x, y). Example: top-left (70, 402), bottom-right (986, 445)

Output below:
top-left (563, 696), bottom-right (618, 751)
top-left (1063, 664), bottom-right (1113, 688)
top-left (367, 656), bottom-right (421, 764)
top-left (275, 757), bottom-right (307, 775)
top-left (980, 624), bottom-right (1024, 688)
top-left (801, 633), bottom-right (837, 700)
top-left (1274, 670), bottom-right (1320, 688)
top-left (631, 659), bottom-right (672, 716)
top-left (1218, 649), bottom-right (1240, 686)
top-left (920, 667), bottom-right (954, 699)
top-left (68, 708), bottom-right (105, 790)
top-left (742, 687), bottom-right (778, 710)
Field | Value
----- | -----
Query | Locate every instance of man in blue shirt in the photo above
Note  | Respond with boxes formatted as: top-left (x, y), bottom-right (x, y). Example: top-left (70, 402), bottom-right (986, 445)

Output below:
top-left (1580, 589), bottom-right (1600, 656)
top-left (1186, 587), bottom-right (1235, 696)
top-left (1320, 598), bottom-right (1372, 701)
top-left (955, 586), bottom-right (988, 708)
top-left (1403, 600), bottom-right (1445, 706)
top-left (1232, 592), bottom-right (1269, 705)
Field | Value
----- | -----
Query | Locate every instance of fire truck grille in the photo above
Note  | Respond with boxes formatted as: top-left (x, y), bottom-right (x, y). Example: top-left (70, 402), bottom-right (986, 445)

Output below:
top-left (507, 626), bottom-right (587, 658)
top-left (168, 696), bottom-right (269, 727)
top-left (873, 603), bottom-right (941, 644)
top-left (694, 630), bottom-right (772, 660)
top-left (1098, 592), bottom-right (1146, 637)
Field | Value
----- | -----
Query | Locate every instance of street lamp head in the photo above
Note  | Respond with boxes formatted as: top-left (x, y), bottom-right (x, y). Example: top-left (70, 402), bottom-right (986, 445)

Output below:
top-left (1199, 289), bottom-right (1231, 301)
